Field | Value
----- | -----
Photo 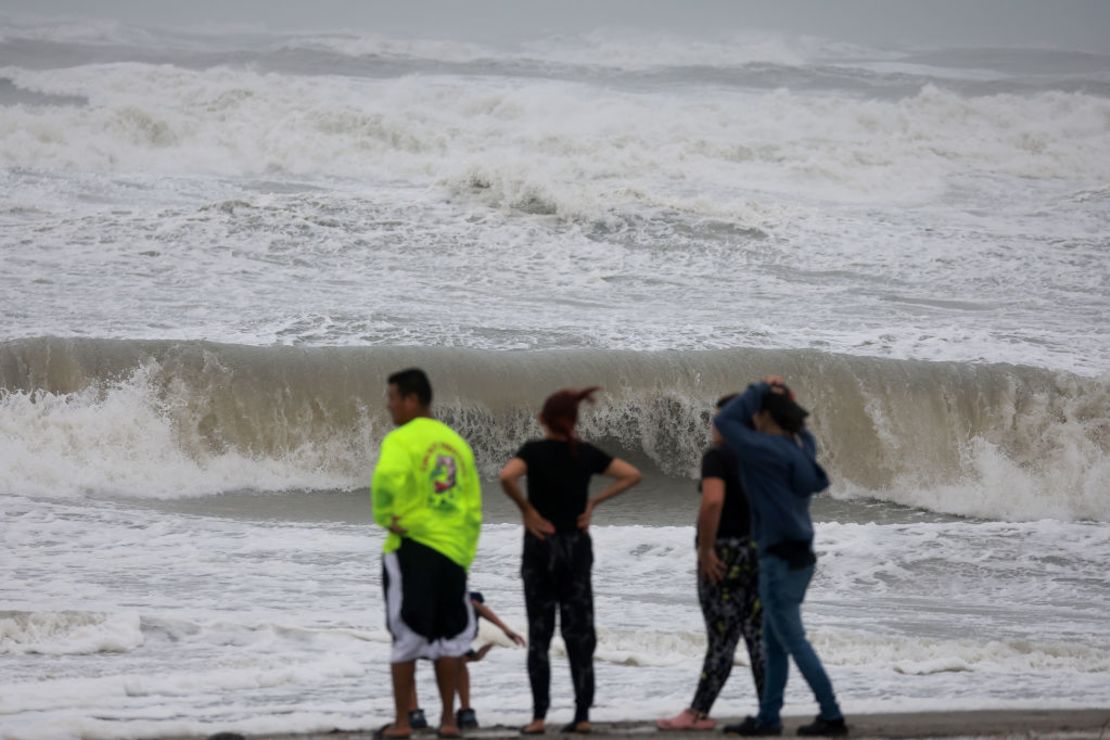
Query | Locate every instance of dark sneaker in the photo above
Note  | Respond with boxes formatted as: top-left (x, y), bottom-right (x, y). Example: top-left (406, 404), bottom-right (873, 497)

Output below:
top-left (456, 708), bottom-right (479, 730)
top-left (408, 708), bottom-right (429, 730)
top-left (796, 716), bottom-right (848, 737)
top-left (722, 716), bottom-right (783, 736)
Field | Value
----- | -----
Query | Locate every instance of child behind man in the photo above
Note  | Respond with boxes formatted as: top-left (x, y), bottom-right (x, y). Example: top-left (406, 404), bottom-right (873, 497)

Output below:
top-left (409, 591), bottom-right (526, 731)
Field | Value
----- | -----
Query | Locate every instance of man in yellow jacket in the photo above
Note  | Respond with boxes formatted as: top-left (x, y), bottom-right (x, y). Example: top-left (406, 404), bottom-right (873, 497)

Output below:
top-left (372, 368), bottom-right (482, 739)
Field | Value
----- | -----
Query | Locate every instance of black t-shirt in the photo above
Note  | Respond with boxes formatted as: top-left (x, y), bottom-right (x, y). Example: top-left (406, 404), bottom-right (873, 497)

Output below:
top-left (698, 445), bottom-right (752, 540)
top-left (515, 439), bottom-right (614, 533)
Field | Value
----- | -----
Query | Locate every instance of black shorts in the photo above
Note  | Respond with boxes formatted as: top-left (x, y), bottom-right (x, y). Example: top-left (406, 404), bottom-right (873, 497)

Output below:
top-left (382, 538), bottom-right (473, 662)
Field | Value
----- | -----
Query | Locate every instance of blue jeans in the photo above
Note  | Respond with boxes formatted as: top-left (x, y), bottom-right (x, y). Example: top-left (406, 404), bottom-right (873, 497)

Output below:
top-left (756, 555), bottom-right (842, 728)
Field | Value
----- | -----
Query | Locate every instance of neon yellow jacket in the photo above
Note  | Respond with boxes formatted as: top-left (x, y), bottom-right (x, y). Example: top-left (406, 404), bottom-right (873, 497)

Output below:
top-left (371, 417), bottom-right (482, 570)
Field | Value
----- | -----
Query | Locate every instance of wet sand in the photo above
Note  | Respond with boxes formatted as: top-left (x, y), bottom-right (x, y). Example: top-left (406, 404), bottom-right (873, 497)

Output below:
top-left (197, 708), bottom-right (1110, 740)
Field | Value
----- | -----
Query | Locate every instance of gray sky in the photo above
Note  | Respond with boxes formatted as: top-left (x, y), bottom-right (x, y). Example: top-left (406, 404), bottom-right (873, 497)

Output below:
top-left (4, 0), bottom-right (1110, 52)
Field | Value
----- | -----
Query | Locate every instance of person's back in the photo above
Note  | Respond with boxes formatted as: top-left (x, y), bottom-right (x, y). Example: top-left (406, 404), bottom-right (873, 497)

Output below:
top-left (499, 387), bottom-right (642, 735)
top-left (714, 393), bottom-right (829, 556)
top-left (713, 378), bottom-right (847, 737)
top-left (515, 438), bottom-right (613, 533)
top-left (373, 416), bottom-right (482, 569)
top-left (371, 368), bottom-right (483, 740)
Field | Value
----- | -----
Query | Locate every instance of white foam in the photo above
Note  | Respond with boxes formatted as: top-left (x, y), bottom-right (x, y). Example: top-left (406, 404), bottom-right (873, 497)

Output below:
top-left (286, 33), bottom-right (498, 65)
top-left (3, 62), bottom-right (1109, 203)
top-left (2, 57), bottom-right (1107, 375)
top-left (0, 611), bottom-right (143, 655)
top-left (1, 505), bottom-right (1108, 737)
top-left (883, 436), bottom-right (1110, 522)
top-left (517, 29), bottom-right (837, 70)
top-left (0, 655), bottom-right (367, 717)
top-left (832, 370), bottom-right (1110, 521)
top-left (0, 42), bottom-right (1107, 376)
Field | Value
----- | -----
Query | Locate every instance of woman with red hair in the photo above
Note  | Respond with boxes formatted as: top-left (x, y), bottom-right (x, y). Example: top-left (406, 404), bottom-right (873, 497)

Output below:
top-left (499, 387), bottom-right (642, 735)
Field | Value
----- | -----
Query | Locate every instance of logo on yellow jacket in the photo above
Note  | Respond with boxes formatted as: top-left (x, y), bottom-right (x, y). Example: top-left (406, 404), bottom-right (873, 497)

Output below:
top-left (423, 442), bottom-right (462, 512)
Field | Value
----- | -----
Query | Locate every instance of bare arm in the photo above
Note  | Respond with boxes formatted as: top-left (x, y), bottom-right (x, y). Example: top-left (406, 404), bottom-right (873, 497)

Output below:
top-left (466, 643), bottom-right (495, 662)
top-left (577, 457), bottom-right (642, 530)
top-left (474, 601), bottom-right (526, 646)
top-left (499, 457), bottom-right (556, 540)
top-left (696, 478), bottom-right (726, 582)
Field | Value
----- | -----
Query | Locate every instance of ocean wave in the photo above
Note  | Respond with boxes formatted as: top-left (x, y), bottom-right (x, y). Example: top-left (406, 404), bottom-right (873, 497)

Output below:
top-left (2, 337), bottom-right (1107, 521)
top-left (0, 610), bottom-right (143, 655)
top-left (2, 61), bottom-right (1109, 208)
top-left (4, 601), bottom-right (1103, 674)
top-left (0, 17), bottom-right (160, 47)
top-left (3, 503), bottom-right (1108, 734)
top-left (590, 625), bottom-right (1110, 675)
top-left (0, 17), bottom-right (873, 70)
top-left (287, 28), bottom-right (855, 70)
top-left (0, 649), bottom-right (365, 713)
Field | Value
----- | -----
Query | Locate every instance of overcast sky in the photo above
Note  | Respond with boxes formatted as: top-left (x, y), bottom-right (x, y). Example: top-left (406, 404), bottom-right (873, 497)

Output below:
top-left (4, 0), bottom-right (1110, 52)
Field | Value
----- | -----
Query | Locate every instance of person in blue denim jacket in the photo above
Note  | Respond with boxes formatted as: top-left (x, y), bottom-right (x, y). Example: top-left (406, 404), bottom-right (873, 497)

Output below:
top-left (714, 377), bottom-right (848, 738)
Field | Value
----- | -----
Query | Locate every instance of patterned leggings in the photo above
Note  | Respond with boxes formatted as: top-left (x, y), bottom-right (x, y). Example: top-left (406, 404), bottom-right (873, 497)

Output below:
top-left (521, 531), bottom-right (595, 723)
top-left (691, 537), bottom-right (764, 715)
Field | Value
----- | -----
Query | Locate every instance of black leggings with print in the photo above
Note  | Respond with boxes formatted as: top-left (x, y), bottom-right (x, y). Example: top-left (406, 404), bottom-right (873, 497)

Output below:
top-left (522, 530), bottom-right (595, 724)
top-left (691, 537), bottom-right (764, 715)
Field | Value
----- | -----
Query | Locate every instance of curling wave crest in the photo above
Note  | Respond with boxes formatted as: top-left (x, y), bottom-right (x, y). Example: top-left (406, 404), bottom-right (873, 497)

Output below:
top-left (2, 338), bottom-right (1107, 521)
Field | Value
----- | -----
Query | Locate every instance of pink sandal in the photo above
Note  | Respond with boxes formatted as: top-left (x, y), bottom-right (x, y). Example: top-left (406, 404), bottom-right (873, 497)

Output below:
top-left (657, 709), bottom-right (716, 731)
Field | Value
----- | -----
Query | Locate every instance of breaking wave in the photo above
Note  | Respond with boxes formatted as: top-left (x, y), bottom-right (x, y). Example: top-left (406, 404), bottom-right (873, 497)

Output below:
top-left (2, 60), bottom-right (1109, 210)
top-left (2, 337), bottom-right (1107, 521)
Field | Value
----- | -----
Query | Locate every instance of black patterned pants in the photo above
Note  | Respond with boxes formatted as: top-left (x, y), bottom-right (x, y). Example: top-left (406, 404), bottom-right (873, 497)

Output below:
top-left (521, 531), bottom-right (595, 723)
top-left (691, 537), bottom-right (764, 715)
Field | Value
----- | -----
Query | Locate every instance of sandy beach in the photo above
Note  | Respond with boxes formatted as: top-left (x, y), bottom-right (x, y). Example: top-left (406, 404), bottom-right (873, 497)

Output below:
top-left (191, 709), bottom-right (1110, 740)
